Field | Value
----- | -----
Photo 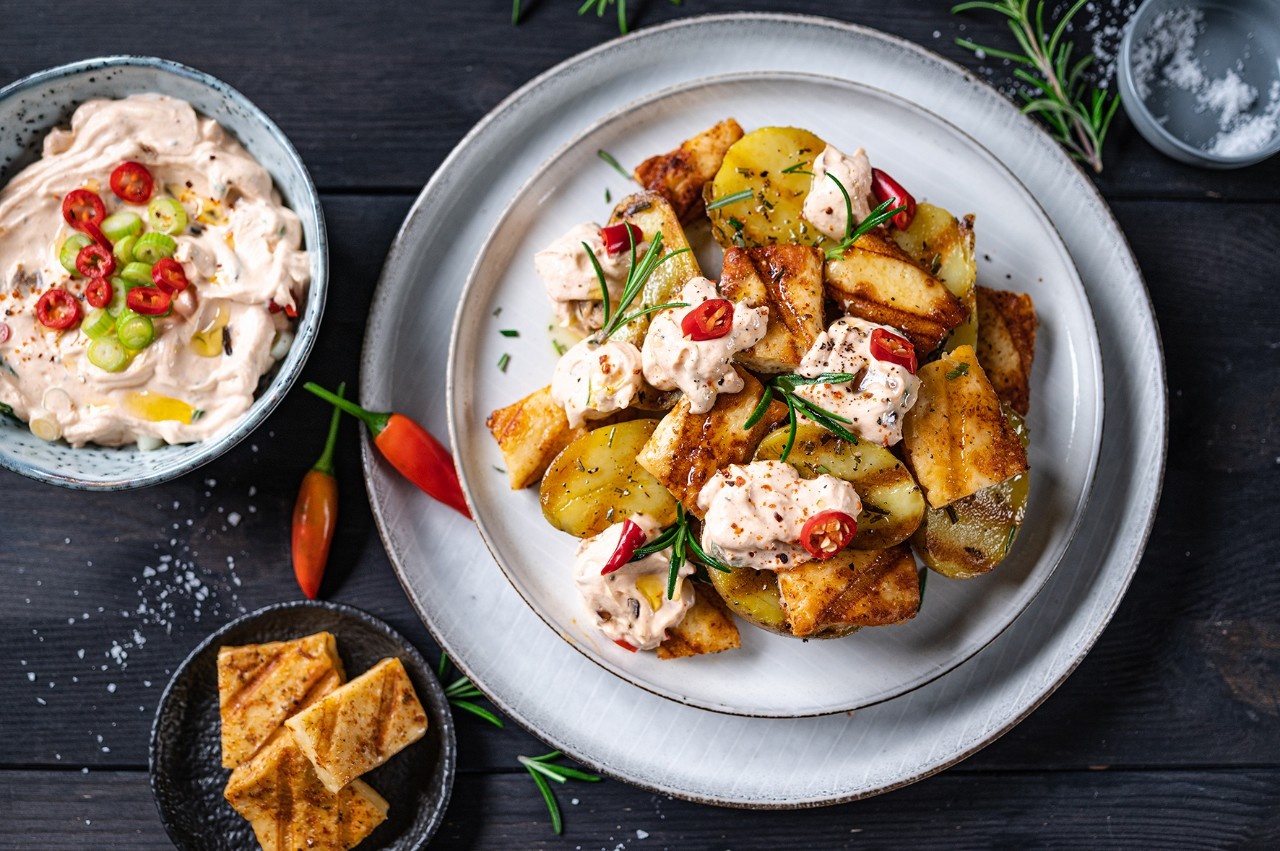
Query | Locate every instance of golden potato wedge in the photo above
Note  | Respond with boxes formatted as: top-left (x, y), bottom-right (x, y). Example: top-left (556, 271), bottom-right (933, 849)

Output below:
top-left (634, 118), bottom-right (744, 224)
top-left (540, 419), bottom-right (679, 538)
top-left (705, 561), bottom-right (789, 636)
top-left (217, 632), bottom-right (345, 769)
top-left (754, 423), bottom-right (925, 550)
top-left (775, 544), bottom-right (920, 638)
top-left (705, 126), bottom-right (829, 249)
top-left (637, 372), bottom-right (787, 518)
top-left (487, 385), bottom-right (589, 490)
top-left (657, 583), bottom-right (742, 659)
top-left (224, 734), bottom-right (388, 851)
top-left (824, 230), bottom-right (968, 354)
top-left (719, 245), bottom-right (825, 373)
top-left (975, 286), bottom-right (1038, 416)
top-left (890, 203), bottom-right (978, 351)
top-left (901, 345), bottom-right (1029, 508)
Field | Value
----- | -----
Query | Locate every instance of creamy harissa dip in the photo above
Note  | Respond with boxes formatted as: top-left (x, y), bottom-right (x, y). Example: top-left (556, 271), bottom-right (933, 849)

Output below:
top-left (802, 143), bottom-right (874, 241)
top-left (0, 94), bottom-right (308, 447)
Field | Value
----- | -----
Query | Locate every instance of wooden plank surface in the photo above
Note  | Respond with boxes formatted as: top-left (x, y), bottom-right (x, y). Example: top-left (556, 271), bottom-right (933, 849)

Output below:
top-left (2, 0), bottom-right (1278, 847)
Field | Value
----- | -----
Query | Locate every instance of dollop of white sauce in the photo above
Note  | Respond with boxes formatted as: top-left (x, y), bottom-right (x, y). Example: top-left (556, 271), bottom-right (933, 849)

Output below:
top-left (574, 514), bottom-right (694, 651)
top-left (802, 144), bottom-right (874, 241)
top-left (0, 94), bottom-right (309, 448)
top-left (697, 461), bottom-right (862, 572)
top-left (551, 335), bottom-right (643, 428)
top-left (640, 276), bottom-right (767, 415)
top-left (795, 316), bottom-right (921, 447)
top-left (534, 222), bottom-right (646, 332)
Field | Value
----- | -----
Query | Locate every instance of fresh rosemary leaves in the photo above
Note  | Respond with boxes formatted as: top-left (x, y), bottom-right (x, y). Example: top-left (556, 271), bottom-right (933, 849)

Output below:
top-left (583, 229), bottom-right (689, 340)
top-left (823, 175), bottom-right (903, 261)
top-left (743, 372), bottom-right (861, 462)
top-left (631, 502), bottom-right (730, 599)
top-left (437, 653), bottom-right (504, 728)
top-left (512, 0), bottom-right (684, 34)
top-left (519, 751), bottom-right (602, 834)
top-left (952, 0), bottom-right (1120, 172)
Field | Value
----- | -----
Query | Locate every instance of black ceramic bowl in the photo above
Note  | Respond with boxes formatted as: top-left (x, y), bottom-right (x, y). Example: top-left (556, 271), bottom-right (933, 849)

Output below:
top-left (149, 600), bottom-right (455, 850)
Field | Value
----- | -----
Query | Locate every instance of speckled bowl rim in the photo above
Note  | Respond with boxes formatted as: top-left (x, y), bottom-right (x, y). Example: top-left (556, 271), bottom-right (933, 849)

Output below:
top-left (147, 599), bottom-right (457, 851)
top-left (0, 56), bottom-right (328, 489)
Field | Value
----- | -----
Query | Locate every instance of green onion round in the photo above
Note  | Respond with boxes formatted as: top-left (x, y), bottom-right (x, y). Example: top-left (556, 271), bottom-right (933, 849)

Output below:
top-left (101, 210), bottom-right (143, 242)
top-left (133, 232), bottom-right (177, 264)
top-left (146, 198), bottom-right (188, 236)
top-left (87, 338), bottom-right (130, 372)
top-left (120, 262), bottom-right (155, 287)
top-left (59, 234), bottom-right (93, 276)
top-left (81, 308), bottom-right (116, 340)
top-left (106, 277), bottom-right (132, 317)
top-left (112, 234), bottom-right (138, 265)
top-left (116, 312), bottom-right (155, 350)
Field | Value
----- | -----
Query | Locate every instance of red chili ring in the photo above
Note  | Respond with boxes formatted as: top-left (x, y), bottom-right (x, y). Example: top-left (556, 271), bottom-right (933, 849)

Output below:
top-left (109, 161), bottom-right (154, 204)
top-left (151, 257), bottom-right (190, 294)
top-left (125, 286), bottom-right (171, 316)
top-left (84, 277), bottom-right (113, 309)
top-left (35, 288), bottom-right (82, 331)
top-left (75, 243), bottom-right (116, 279)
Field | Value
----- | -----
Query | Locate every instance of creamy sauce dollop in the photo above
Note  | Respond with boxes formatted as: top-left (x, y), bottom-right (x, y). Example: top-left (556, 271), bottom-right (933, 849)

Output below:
top-left (534, 222), bottom-right (646, 332)
top-left (574, 514), bottom-right (694, 651)
top-left (640, 276), bottom-right (767, 414)
top-left (802, 144), bottom-right (874, 241)
top-left (0, 95), bottom-right (309, 447)
top-left (795, 317), bottom-right (921, 446)
top-left (550, 335), bottom-right (643, 428)
top-left (697, 461), bottom-right (862, 572)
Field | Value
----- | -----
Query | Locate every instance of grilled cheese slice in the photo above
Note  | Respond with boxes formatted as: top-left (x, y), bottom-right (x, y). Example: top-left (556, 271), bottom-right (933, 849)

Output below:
top-left (224, 734), bottom-right (388, 851)
top-left (285, 657), bottom-right (428, 793)
top-left (218, 632), bottom-right (346, 768)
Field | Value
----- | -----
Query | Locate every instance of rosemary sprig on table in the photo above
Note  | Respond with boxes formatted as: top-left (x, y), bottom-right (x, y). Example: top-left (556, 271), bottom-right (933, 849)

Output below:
top-left (583, 229), bottom-right (688, 340)
top-left (632, 502), bottom-right (730, 599)
top-left (520, 750), bottom-right (602, 834)
top-left (511, 0), bottom-right (683, 34)
top-left (743, 373), bottom-right (861, 462)
top-left (437, 653), bottom-right (504, 728)
top-left (951, 0), bottom-right (1120, 173)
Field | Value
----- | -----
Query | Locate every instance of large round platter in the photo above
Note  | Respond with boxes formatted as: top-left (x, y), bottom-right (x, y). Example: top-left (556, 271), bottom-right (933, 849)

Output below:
top-left (362, 14), bottom-right (1165, 806)
top-left (448, 71), bottom-right (1101, 716)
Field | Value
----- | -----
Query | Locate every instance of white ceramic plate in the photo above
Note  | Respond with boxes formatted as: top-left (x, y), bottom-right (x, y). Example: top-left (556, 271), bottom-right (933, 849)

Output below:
top-left (448, 72), bottom-right (1102, 716)
top-left (362, 14), bottom-right (1165, 805)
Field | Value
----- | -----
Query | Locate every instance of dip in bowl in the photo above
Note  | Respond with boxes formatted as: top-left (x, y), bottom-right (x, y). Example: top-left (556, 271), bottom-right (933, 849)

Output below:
top-left (0, 57), bottom-right (327, 488)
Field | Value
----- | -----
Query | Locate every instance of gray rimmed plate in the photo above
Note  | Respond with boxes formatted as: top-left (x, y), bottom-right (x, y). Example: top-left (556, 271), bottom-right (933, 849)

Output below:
top-left (149, 600), bottom-right (455, 850)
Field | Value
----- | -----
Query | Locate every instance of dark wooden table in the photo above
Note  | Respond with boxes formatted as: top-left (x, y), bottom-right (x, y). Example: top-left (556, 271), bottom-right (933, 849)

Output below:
top-left (2, 1), bottom-right (1277, 848)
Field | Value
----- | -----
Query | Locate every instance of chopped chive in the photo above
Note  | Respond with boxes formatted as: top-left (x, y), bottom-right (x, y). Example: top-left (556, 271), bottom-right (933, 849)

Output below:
top-left (497, 353), bottom-right (511, 372)
top-left (597, 149), bottom-right (631, 181)
top-left (493, 465), bottom-right (506, 474)
top-left (605, 187), bottom-right (612, 203)
top-left (500, 329), bottom-right (520, 337)
top-left (493, 306), bottom-right (503, 316)
top-left (946, 362), bottom-right (970, 380)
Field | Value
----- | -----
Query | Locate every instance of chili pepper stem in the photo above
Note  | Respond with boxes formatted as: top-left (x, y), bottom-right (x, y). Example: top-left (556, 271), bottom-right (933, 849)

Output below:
top-left (304, 381), bottom-right (390, 434)
top-left (313, 382), bottom-right (345, 476)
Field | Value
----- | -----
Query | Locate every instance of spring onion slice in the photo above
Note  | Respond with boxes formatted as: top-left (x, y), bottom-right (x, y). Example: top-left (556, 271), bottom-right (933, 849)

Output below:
top-left (59, 234), bottom-right (93, 275)
top-left (106, 277), bottom-right (132, 317)
top-left (116, 312), bottom-right (155, 350)
top-left (112, 234), bottom-right (138, 265)
top-left (146, 198), bottom-right (188, 236)
top-left (101, 210), bottom-right (143, 242)
top-left (87, 338), bottom-right (129, 372)
top-left (81, 308), bottom-right (116, 340)
top-left (133, 232), bottom-right (177, 263)
top-left (120, 262), bottom-right (155, 286)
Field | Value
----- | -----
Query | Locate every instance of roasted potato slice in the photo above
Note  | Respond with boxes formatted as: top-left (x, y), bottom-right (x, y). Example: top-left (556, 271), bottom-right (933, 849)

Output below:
top-left (634, 118), bottom-right (744, 224)
top-left (901, 345), bottom-right (1029, 508)
top-left (705, 126), bottom-right (829, 249)
top-left (705, 560), bottom-right (789, 636)
top-left (754, 423), bottom-right (924, 550)
top-left (775, 544), bottom-right (920, 638)
top-left (540, 419), bottom-right (679, 538)
top-left (719, 245), bottom-right (825, 373)
top-left (487, 385), bottom-right (589, 490)
top-left (912, 408), bottom-right (1029, 578)
top-left (636, 372), bottom-right (787, 518)
top-left (891, 203), bottom-right (978, 351)
top-left (824, 230), bottom-right (968, 354)
top-left (975, 286), bottom-right (1037, 416)
top-left (657, 583), bottom-right (742, 659)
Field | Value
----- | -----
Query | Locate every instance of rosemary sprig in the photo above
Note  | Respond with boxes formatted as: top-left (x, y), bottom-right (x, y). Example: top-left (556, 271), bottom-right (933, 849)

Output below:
top-left (583, 229), bottom-right (689, 340)
top-left (511, 0), bottom-right (683, 35)
top-left (951, 0), bottom-right (1120, 173)
top-left (743, 372), bottom-right (861, 462)
top-left (632, 502), bottom-right (730, 599)
top-left (705, 188), bottom-right (754, 211)
top-left (823, 175), bottom-right (903, 261)
top-left (437, 653), bottom-right (504, 728)
top-left (519, 750), bottom-right (601, 835)
top-left (597, 148), bottom-right (632, 182)
top-left (781, 161), bottom-right (813, 175)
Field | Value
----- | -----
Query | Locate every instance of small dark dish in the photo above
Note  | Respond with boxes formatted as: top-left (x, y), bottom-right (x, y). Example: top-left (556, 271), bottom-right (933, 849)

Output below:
top-left (149, 600), bottom-right (455, 851)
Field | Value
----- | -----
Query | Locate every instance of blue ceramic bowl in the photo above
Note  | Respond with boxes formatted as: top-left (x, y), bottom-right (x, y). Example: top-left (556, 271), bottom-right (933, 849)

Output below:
top-left (0, 57), bottom-right (327, 488)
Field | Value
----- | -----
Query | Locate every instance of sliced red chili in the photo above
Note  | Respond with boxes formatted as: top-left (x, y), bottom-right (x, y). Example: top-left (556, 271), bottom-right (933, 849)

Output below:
top-left (800, 510), bottom-right (857, 560)
top-left (680, 298), bottom-right (734, 341)
top-left (151, 257), bottom-right (190, 294)
top-left (613, 638), bottom-right (638, 652)
top-left (35, 288), bottom-right (82, 330)
top-left (84, 277), bottom-right (113, 309)
top-left (870, 168), bottom-right (917, 231)
top-left (600, 222), bottom-right (643, 256)
top-left (61, 189), bottom-right (106, 232)
top-left (869, 327), bottom-right (918, 374)
top-left (75, 243), bottom-right (116, 279)
top-left (601, 519), bottom-right (647, 575)
top-left (126, 286), bottom-right (171, 316)
top-left (284, 303), bottom-right (298, 319)
top-left (0, 322), bottom-right (9, 345)
top-left (109, 161), bottom-right (154, 204)
top-left (268, 300), bottom-right (283, 313)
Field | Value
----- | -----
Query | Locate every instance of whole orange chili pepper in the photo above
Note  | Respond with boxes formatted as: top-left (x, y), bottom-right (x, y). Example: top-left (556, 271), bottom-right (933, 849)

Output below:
top-left (292, 381), bottom-right (345, 599)
top-left (304, 382), bottom-right (471, 519)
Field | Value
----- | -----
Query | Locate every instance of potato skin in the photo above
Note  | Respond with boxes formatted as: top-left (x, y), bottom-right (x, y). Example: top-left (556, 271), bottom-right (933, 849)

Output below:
top-left (890, 203), bottom-right (978, 352)
top-left (634, 118), bottom-right (744, 225)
